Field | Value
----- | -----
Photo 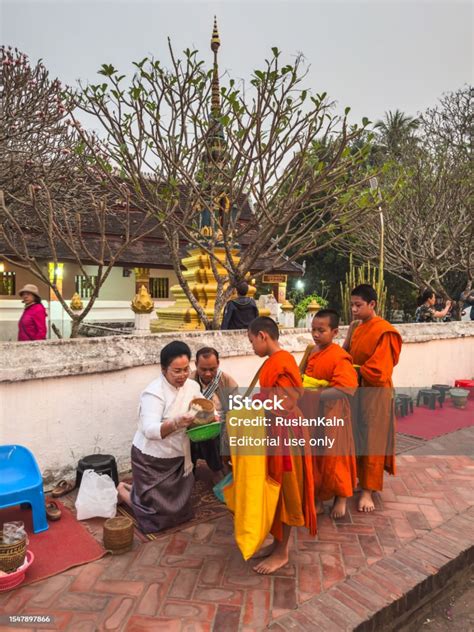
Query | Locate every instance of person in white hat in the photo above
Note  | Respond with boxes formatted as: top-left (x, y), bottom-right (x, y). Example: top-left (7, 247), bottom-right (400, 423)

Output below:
top-left (17, 284), bottom-right (47, 341)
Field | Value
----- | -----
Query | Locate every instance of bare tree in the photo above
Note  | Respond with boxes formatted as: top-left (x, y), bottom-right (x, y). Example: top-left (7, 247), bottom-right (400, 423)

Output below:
top-left (74, 32), bottom-right (378, 329)
top-left (0, 47), bottom-right (162, 337)
top-left (0, 184), bottom-right (160, 337)
top-left (1, 46), bottom-right (85, 198)
top-left (421, 85), bottom-right (472, 159)
top-left (339, 87), bottom-right (473, 312)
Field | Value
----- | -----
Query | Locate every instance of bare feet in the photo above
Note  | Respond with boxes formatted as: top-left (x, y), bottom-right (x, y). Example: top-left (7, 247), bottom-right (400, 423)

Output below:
top-left (330, 496), bottom-right (347, 519)
top-left (117, 482), bottom-right (132, 507)
top-left (316, 499), bottom-right (325, 515)
top-left (252, 541), bottom-right (277, 560)
top-left (358, 489), bottom-right (375, 512)
top-left (253, 547), bottom-right (289, 574)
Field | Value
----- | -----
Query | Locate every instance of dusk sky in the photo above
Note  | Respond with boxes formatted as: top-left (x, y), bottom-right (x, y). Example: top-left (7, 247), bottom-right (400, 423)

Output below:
top-left (2, 1), bottom-right (472, 125)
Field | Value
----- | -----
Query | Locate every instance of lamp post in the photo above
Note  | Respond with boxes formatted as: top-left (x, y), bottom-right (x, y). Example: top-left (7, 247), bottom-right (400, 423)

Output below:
top-left (369, 177), bottom-right (384, 293)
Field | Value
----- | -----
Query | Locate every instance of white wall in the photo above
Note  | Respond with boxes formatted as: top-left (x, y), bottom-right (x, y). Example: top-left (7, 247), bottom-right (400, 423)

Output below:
top-left (0, 299), bottom-right (176, 341)
top-left (1, 324), bottom-right (473, 481)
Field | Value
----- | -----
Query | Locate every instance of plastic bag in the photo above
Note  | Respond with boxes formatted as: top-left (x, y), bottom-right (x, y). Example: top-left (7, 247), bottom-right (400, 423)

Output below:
top-left (75, 469), bottom-right (118, 520)
top-left (2, 521), bottom-right (28, 544)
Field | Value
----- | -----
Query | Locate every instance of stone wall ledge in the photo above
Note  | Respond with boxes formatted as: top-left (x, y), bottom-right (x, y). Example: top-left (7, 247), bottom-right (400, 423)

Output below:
top-left (1, 321), bottom-right (472, 383)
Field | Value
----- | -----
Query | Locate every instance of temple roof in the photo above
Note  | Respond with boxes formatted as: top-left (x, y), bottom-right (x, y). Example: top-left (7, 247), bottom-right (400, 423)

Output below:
top-left (0, 201), bottom-right (303, 275)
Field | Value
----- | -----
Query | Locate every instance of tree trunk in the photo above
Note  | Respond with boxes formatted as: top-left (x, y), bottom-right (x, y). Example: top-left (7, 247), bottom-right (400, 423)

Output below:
top-left (70, 317), bottom-right (82, 338)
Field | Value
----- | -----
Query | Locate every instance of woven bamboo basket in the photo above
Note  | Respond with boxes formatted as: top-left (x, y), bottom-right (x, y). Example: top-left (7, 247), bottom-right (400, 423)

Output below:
top-left (0, 535), bottom-right (27, 573)
top-left (103, 516), bottom-right (133, 554)
top-left (189, 397), bottom-right (215, 425)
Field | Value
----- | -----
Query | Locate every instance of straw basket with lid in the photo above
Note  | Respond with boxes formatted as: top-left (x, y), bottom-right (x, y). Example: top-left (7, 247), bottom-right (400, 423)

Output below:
top-left (103, 516), bottom-right (134, 554)
top-left (0, 535), bottom-right (27, 573)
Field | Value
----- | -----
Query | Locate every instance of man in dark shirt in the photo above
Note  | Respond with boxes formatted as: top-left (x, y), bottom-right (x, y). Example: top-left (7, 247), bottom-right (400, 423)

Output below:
top-left (221, 281), bottom-right (259, 330)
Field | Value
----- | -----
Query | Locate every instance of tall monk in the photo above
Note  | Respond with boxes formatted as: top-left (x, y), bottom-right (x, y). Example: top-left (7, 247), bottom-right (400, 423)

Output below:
top-left (343, 284), bottom-right (402, 513)
top-left (248, 317), bottom-right (317, 574)
top-left (302, 309), bottom-right (358, 519)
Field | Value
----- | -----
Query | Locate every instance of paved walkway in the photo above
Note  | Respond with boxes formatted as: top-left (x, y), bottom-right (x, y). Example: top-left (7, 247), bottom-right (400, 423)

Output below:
top-left (0, 431), bottom-right (473, 631)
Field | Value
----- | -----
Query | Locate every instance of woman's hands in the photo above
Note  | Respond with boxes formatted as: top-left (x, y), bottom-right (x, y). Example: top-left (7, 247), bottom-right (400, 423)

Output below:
top-left (174, 412), bottom-right (196, 430)
top-left (160, 412), bottom-right (196, 439)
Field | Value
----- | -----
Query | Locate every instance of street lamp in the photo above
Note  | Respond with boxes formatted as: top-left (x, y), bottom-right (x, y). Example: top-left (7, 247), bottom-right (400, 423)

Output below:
top-left (369, 177), bottom-right (384, 278)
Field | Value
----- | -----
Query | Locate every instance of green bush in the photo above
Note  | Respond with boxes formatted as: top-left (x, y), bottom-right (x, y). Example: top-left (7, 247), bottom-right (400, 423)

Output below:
top-left (290, 293), bottom-right (328, 325)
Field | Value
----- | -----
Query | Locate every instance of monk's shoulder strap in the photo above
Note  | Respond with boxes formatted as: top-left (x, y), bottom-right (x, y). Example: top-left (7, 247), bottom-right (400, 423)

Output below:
top-left (299, 343), bottom-right (316, 375)
top-left (244, 364), bottom-right (264, 398)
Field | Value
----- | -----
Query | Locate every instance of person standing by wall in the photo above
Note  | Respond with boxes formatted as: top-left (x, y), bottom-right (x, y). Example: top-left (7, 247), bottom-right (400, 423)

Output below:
top-left (461, 288), bottom-right (474, 321)
top-left (221, 281), bottom-right (259, 330)
top-left (17, 284), bottom-right (47, 341)
top-left (415, 289), bottom-right (451, 323)
top-left (343, 284), bottom-right (402, 513)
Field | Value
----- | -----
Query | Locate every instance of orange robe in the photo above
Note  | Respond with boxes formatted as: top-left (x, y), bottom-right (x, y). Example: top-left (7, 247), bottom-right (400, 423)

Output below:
top-left (349, 316), bottom-right (402, 491)
top-left (304, 343), bottom-right (358, 500)
top-left (259, 350), bottom-right (317, 540)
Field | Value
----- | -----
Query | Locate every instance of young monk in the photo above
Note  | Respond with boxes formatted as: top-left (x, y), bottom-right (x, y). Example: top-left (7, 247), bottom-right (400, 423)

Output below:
top-left (343, 284), bottom-right (402, 512)
top-left (248, 317), bottom-right (317, 574)
top-left (302, 309), bottom-right (358, 519)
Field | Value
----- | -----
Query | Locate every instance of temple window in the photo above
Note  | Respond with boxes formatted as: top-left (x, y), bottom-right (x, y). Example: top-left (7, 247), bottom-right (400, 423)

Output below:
top-left (75, 275), bottom-right (97, 299)
top-left (149, 277), bottom-right (169, 299)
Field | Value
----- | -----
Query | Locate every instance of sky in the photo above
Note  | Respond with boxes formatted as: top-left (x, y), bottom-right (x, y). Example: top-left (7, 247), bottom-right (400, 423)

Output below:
top-left (1, 0), bottom-right (472, 125)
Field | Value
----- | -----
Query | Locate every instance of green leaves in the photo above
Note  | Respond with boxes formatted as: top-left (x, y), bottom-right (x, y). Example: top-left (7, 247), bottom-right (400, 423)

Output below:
top-left (130, 86), bottom-right (142, 100)
top-left (98, 64), bottom-right (117, 77)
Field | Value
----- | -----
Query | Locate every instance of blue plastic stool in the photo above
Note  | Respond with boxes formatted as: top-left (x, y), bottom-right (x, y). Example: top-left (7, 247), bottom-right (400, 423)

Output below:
top-left (0, 445), bottom-right (48, 534)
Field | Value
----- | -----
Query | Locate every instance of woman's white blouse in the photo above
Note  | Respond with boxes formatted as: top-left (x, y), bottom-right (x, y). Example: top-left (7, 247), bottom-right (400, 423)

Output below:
top-left (132, 374), bottom-right (201, 459)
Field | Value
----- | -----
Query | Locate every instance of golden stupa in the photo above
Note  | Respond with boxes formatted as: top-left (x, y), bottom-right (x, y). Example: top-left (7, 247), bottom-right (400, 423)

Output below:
top-left (153, 18), bottom-right (257, 332)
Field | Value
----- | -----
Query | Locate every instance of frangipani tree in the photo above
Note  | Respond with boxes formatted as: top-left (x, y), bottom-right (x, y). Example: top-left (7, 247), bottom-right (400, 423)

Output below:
top-left (339, 87), bottom-right (473, 312)
top-left (74, 27), bottom-right (379, 329)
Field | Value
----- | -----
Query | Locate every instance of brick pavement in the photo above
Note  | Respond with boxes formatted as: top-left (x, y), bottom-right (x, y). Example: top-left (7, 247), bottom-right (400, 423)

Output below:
top-left (0, 451), bottom-right (473, 631)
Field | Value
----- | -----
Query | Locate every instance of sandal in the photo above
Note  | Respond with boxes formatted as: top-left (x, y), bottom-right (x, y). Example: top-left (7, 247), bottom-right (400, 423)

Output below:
top-left (46, 499), bottom-right (62, 521)
top-left (51, 479), bottom-right (75, 498)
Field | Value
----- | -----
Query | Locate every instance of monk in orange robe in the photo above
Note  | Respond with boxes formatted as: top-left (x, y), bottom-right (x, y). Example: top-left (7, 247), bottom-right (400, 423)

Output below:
top-left (248, 317), bottom-right (317, 574)
top-left (343, 284), bottom-right (402, 512)
top-left (302, 309), bottom-right (358, 519)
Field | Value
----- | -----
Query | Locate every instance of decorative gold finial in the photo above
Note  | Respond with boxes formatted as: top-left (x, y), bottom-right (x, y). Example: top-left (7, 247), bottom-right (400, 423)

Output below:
top-left (131, 284), bottom-right (154, 314)
top-left (307, 298), bottom-right (321, 312)
top-left (281, 299), bottom-right (294, 312)
top-left (210, 17), bottom-right (221, 117)
top-left (211, 16), bottom-right (220, 52)
top-left (70, 292), bottom-right (83, 311)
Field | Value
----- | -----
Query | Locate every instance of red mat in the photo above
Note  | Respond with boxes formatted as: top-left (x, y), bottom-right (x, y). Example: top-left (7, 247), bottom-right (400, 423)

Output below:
top-left (396, 399), bottom-right (474, 440)
top-left (0, 500), bottom-right (106, 586)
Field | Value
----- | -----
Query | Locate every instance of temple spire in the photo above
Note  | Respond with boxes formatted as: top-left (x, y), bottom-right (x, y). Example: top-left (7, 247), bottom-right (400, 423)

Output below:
top-left (210, 16), bottom-right (221, 117)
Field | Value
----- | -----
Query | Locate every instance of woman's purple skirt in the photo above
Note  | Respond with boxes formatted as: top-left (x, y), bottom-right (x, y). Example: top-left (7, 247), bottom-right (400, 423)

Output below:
top-left (130, 445), bottom-right (194, 533)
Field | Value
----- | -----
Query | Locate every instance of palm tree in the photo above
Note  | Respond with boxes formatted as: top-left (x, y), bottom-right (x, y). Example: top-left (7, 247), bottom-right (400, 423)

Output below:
top-left (374, 109), bottom-right (419, 156)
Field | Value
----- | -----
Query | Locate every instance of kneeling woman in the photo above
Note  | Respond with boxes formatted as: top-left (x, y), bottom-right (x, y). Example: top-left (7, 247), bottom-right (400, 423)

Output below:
top-left (118, 341), bottom-right (200, 532)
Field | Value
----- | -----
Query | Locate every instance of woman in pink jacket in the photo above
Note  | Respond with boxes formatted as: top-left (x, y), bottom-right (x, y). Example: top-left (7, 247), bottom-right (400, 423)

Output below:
top-left (18, 284), bottom-right (47, 341)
